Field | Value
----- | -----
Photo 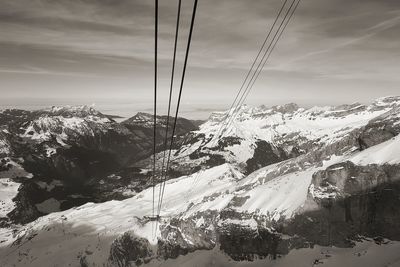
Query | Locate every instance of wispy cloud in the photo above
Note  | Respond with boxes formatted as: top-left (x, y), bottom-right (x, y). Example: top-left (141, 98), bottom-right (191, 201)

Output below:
top-left (1, 0), bottom-right (399, 108)
top-left (279, 14), bottom-right (400, 67)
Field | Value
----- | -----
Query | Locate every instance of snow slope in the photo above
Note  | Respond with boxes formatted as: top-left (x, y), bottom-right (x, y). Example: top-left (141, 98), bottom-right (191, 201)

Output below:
top-left (0, 153), bottom-right (345, 266)
top-left (0, 130), bottom-right (10, 155)
top-left (0, 159), bottom-right (33, 218)
top-left (0, 164), bottom-right (242, 266)
top-left (349, 135), bottom-right (400, 165)
top-left (234, 168), bottom-right (318, 219)
top-left (0, 178), bottom-right (20, 217)
top-left (21, 115), bottom-right (112, 142)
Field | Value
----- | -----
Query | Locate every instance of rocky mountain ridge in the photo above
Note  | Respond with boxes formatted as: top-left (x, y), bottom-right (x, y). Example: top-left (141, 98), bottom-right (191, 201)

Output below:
top-left (144, 96), bottom-right (400, 177)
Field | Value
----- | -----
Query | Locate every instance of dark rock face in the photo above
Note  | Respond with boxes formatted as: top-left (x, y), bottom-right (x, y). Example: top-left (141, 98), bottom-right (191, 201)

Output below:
top-left (7, 145), bottom-right (122, 223)
top-left (311, 161), bottom-right (395, 198)
top-left (157, 227), bottom-right (194, 260)
top-left (0, 157), bottom-right (12, 172)
top-left (286, 162), bottom-right (400, 247)
top-left (358, 107), bottom-right (400, 150)
top-left (188, 149), bottom-right (226, 172)
top-left (158, 217), bottom-right (216, 260)
top-left (107, 215), bottom-right (217, 265)
top-left (219, 224), bottom-right (282, 261)
top-left (108, 232), bottom-right (153, 267)
top-left (121, 112), bottom-right (198, 145)
top-left (216, 137), bottom-right (242, 150)
top-left (0, 109), bottom-right (35, 133)
top-left (358, 128), bottom-right (395, 150)
top-left (7, 182), bottom-right (44, 224)
top-left (215, 209), bottom-right (292, 261)
top-left (246, 140), bottom-right (289, 174)
top-left (330, 103), bottom-right (367, 117)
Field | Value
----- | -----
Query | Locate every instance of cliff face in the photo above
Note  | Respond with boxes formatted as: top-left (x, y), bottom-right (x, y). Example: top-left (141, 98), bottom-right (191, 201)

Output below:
top-left (358, 106), bottom-right (400, 149)
top-left (300, 162), bottom-right (400, 245)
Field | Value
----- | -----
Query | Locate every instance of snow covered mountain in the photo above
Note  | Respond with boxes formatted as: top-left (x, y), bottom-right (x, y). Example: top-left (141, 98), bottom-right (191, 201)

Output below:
top-left (1, 97), bottom-right (400, 266)
top-left (143, 96), bottom-right (400, 177)
top-left (0, 106), bottom-right (198, 224)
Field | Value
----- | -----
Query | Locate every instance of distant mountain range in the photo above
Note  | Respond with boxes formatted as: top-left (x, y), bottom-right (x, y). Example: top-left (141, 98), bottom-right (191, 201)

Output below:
top-left (1, 96), bottom-right (400, 266)
top-left (0, 106), bottom-right (198, 224)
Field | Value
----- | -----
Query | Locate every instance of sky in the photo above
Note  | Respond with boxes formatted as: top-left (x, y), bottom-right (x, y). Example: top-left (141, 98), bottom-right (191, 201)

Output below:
top-left (0, 0), bottom-right (399, 119)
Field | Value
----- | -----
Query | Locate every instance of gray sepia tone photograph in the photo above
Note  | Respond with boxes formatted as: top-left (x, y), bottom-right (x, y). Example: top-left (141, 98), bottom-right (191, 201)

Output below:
top-left (0, 0), bottom-right (400, 266)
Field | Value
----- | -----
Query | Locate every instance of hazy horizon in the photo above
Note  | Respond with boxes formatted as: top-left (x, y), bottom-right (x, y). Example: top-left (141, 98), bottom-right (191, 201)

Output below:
top-left (1, 94), bottom-right (398, 120)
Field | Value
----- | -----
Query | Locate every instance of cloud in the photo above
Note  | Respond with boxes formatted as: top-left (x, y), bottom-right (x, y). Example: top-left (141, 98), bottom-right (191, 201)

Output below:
top-left (1, 0), bottom-right (399, 112)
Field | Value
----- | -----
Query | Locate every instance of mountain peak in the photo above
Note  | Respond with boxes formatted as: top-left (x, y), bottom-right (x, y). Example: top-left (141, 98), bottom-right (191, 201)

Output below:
top-left (44, 105), bottom-right (104, 118)
top-left (270, 103), bottom-right (299, 113)
top-left (374, 95), bottom-right (400, 106)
